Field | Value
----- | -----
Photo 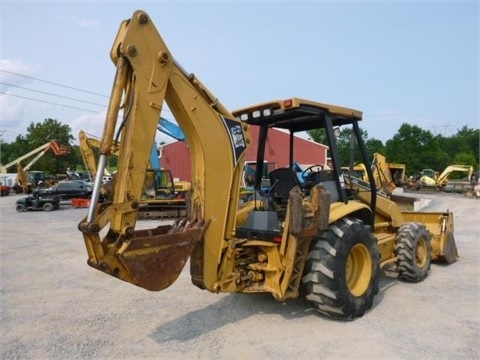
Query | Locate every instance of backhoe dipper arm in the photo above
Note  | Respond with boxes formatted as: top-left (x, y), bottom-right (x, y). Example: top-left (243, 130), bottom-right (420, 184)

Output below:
top-left (79, 131), bottom-right (101, 179)
top-left (436, 165), bottom-right (473, 186)
top-left (79, 10), bottom-right (250, 291)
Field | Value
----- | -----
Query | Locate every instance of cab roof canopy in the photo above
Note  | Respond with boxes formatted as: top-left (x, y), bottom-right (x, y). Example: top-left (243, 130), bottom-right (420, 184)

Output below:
top-left (233, 98), bottom-right (363, 133)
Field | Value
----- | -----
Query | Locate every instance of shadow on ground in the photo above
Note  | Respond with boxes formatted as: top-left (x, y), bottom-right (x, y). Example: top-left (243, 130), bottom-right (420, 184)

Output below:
top-left (150, 272), bottom-right (400, 343)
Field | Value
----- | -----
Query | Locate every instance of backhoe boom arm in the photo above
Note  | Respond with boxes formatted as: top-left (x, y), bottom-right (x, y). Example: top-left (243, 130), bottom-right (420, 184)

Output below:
top-left (79, 10), bottom-right (250, 291)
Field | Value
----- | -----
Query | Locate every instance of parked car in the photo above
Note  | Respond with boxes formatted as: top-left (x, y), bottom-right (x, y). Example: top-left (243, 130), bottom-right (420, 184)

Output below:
top-left (78, 174), bottom-right (94, 186)
top-left (0, 182), bottom-right (9, 196)
top-left (33, 180), bottom-right (93, 201)
top-left (16, 194), bottom-right (60, 212)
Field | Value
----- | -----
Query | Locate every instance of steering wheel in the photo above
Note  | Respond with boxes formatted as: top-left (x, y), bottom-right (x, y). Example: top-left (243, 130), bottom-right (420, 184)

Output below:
top-left (301, 164), bottom-right (324, 180)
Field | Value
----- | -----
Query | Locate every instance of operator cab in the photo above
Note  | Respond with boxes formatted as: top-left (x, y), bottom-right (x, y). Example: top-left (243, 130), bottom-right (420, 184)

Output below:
top-left (233, 98), bottom-right (377, 214)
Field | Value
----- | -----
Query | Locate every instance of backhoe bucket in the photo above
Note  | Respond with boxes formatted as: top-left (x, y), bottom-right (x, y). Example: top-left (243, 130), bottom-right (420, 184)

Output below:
top-left (401, 211), bottom-right (458, 264)
top-left (83, 218), bottom-right (210, 291)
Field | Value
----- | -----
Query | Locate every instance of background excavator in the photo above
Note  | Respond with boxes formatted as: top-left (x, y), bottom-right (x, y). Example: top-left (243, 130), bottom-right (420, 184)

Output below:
top-left (78, 10), bottom-right (457, 319)
top-left (79, 129), bottom-right (187, 218)
top-left (418, 165), bottom-right (474, 193)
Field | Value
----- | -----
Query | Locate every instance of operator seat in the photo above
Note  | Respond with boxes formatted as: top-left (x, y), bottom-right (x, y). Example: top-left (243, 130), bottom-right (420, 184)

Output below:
top-left (269, 167), bottom-right (302, 205)
top-left (302, 169), bottom-right (332, 193)
top-left (301, 169), bottom-right (340, 202)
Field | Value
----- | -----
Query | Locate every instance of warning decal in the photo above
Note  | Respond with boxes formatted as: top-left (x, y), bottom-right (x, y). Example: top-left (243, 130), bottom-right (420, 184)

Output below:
top-left (221, 116), bottom-right (246, 165)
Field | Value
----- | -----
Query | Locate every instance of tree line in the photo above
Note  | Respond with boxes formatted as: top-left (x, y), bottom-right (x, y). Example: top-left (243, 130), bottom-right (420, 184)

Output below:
top-left (308, 123), bottom-right (479, 177)
top-left (0, 119), bottom-right (82, 177)
top-left (0, 118), bottom-right (478, 178)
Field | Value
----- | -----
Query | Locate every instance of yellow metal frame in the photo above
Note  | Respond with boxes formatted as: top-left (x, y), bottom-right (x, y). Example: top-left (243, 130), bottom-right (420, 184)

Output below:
top-left (78, 10), bottom-right (457, 300)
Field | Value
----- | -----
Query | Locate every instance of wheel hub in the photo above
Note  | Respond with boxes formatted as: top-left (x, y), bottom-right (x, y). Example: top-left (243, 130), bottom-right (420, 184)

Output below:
top-left (346, 243), bottom-right (372, 297)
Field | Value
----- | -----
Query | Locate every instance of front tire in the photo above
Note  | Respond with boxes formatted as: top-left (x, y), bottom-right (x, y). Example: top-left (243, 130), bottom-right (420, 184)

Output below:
top-left (43, 202), bottom-right (54, 212)
top-left (395, 222), bottom-right (431, 282)
top-left (302, 217), bottom-right (380, 319)
top-left (16, 204), bottom-right (26, 212)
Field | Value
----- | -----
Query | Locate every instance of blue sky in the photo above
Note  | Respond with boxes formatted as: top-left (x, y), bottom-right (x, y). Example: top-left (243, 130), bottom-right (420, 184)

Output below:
top-left (1, 1), bottom-right (478, 146)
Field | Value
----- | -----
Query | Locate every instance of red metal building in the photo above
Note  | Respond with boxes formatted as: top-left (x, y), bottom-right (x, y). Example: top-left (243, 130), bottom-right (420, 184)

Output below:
top-left (160, 127), bottom-right (328, 181)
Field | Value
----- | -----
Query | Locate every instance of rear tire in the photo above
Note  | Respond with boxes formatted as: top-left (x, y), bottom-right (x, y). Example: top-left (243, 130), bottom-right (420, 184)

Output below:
top-left (395, 222), bottom-right (431, 282)
top-left (43, 202), bottom-right (54, 212)
top-left (302, 217), bottom-right (380, 319)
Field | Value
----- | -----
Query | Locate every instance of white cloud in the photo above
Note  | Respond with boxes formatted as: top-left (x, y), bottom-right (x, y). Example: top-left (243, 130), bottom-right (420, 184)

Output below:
top-left (1, 59), bottom-right (42, 85)
top-left (0, 92), bottom-right (29, 127)
top-left (0, 59), bottom-right (46, 141)
top-left (0, 59), bottom-right (107, 144)
top-left (72, 17), bottom-right (101, 29)
top-left (69, 112), bottom-right (107, 142)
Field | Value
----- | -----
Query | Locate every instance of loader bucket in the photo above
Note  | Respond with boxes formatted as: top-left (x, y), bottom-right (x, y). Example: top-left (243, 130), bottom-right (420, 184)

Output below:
top-left (84, 218), bottom-right (210, 291)
top-left (401, 211), bottom-right (458, 264)
top-left (439, 231), bottom-right (459, 264)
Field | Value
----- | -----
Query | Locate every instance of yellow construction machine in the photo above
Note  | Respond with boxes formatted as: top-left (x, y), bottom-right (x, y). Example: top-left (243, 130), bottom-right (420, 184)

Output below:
top-left (341, 163), bottom-right (368, 181)
top-left (78, 10), bottom-right (457, 319)
top-left (78, 130), bottom-right (187, 218)
top-left (341, 153), bottom-right (396, 197)
top-left (5, 140), bottom-right (71, 193)
top-left (78, 130), bottom-right (113, 179)
top-left (387, 162), bottom-right (406, 187)
top-left (419, 165), bottom-right (474, 193)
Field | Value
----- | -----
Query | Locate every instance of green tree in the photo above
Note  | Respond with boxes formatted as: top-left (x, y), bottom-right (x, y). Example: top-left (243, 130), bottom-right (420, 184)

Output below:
top-left (21, 118), bottom-right (76, 175)
top-left (308, 126), bottom-right (384, 166)
top-left (307, 128), bottom-right (328, 146)
top-left (385, 123), bottom-right (447, 175)
top-left (70, 145), bottom-right (88, 173)
top-left (0, 136), bottom-right (34, 173)
top-left (446, 126), bottom-right (479, 167)
top-left (337, 128), bottom-right (360, 166)
top-left (384, 123), bottom-right (479, 176)
top-left (453, 152), bottom-right (478, 169)
top-left (422, 135), bottom-right (450, 172)
top-left (365, 138), bottom-right (385, 160)
top-left (0, 142), bottom-right (19, 170)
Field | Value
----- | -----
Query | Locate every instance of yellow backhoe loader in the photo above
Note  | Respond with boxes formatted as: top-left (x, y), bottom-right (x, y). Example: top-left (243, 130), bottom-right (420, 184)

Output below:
top-left (78, 10), bottom-right (457, 319)
top-left (78, 130), bottom-right (113, 179)
top-left (387, 162), bottom-right (406, 187)
top-left (341, 153), bottom-right (397, 197)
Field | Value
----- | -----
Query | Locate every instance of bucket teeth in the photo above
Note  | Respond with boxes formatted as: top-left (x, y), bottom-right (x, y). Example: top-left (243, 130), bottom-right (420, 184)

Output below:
top-left (168, 218), bottom-right (208, 234)
top-left (168, 218), bottom-right (189, 233)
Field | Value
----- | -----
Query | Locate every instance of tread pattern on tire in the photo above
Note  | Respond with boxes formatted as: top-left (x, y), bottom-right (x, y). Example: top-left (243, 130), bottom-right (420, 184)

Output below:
top-left (301, 217), bottom-right (380, 320)
top-left (395, 222), bottom-right (432, 282)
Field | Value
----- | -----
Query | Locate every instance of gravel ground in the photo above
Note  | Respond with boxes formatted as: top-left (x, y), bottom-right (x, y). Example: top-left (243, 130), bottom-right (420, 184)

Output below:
top-left (0, 191), bottom-right (479, 359)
